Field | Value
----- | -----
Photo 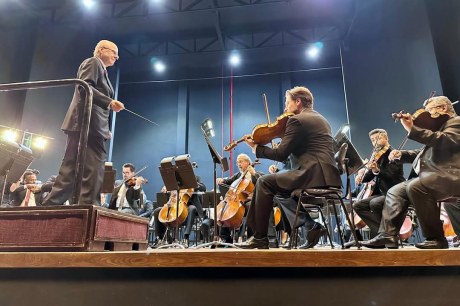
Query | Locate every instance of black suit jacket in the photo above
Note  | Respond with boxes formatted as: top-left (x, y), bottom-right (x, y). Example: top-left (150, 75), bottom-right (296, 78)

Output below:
top-left (109, 180), bottom-right (142, 214)
top-left (256, 109), bottom-right (342, 190)
top-left (407, 116), bottom-right (460, 199)
top-left (10, 183), bottom-right (53, 206)
top-left (362, 147), bottom-right (405, 195)
top-left (62, 57), bottom-right (114, 140)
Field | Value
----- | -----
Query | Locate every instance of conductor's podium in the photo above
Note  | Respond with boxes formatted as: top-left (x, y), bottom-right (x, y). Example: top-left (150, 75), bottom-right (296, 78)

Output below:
top-left (0, 205), bottom-right (149, 251)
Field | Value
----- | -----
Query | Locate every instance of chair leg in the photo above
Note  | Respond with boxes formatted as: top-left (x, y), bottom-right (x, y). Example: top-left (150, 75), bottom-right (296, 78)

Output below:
top-left (337, 195), bottom-right (361, 249)
top-left (330, 199), bottom-right (345, 248)
top-left (289, 196), bottom-right (303, 249)
top-left (318, 208), bottom-right (334, 249)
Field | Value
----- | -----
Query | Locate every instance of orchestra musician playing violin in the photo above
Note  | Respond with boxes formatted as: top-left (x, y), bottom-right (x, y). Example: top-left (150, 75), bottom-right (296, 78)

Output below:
top-left (238, 86), bottom-right (342, 249)
top-left (353, 129), bottom-right (404, 239)
top-left (108, 163), bottom-right (146, 215)
top-left (363, 96), bottom-right (460, 249)
top-left (215, 153), bottom-right (263, 244)
top-left (10, 170), bottom-right (53, 207)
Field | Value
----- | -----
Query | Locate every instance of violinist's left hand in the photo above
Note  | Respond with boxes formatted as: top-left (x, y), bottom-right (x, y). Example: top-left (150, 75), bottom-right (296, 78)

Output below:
top-left (400, 112), bottom-right (413, 132)
top-left (243, 135), bottom-right (257, 152)
top-left (368, 161), bottom-right (380, 173)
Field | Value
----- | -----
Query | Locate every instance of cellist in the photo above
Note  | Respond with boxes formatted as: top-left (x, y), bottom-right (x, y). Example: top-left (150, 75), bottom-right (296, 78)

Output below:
top-left (353, 129), bottom-right (405, 239)
top-left (214, 153), bottom-right (262, 244)
top-left (237, 86), bottom-right (342, 249)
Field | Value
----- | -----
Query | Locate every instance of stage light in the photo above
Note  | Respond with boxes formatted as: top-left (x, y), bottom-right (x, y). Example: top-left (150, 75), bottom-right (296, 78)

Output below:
top-left (306, 42), bottom-right (323, 59)
top-left (2, 130), bottom-right (17, 143)
top-left (82, 0), bottom-right (96, 8)
top-left (201, 118), bottom-right (215, 138)
top-left (33, 137), bottom-right (47, 150)
top-left (154, 61), bottom-right (166, 73)
top-left (229, 53), bottom-right (241, 66)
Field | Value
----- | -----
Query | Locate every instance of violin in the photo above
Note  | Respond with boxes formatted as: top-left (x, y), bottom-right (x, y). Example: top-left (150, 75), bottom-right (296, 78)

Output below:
top-left (392, 108), bottom-right (450, 132)
top-left (158, 188), bottom-right (193, 227)
top-left (224, 112), bottom-right (294, 151)
top-left (126, 176), bottom-right (148, 187)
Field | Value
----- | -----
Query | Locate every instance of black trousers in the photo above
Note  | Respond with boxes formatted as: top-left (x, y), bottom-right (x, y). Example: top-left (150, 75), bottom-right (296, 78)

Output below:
top-left (353, 194), bottom-right (385, 238)
top-left (44, 132), bottom-right (106, 205)
top-left (380, 178), bottom-right (444, 240)
top-left (246, 174), bottom-right (293, 237)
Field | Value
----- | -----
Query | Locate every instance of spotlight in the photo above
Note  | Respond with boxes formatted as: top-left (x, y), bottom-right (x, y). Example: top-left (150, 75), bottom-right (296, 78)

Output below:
top-left (82, 0), bottom-right (96, 8)
top-left (33, 137), bottom-right (47, 150)
top-left (2, 130), bottom-right (17, 143)
top-left (154, 61), bottom-right (166, 73)
top-left (229, 53), bottom-right (241, 66)
top-left (306, 42), bottom-right (323, 59)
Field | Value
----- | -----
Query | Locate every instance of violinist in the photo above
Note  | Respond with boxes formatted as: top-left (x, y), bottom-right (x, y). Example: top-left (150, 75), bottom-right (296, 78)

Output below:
top-left (108, 163), bottom-right (146, 215)
top-left (363, 96), bottom-right (460, 249)
top-left (214, 153), bottom-right (262, 244)
top-left (353, 129), bottom-right (404, 239)
top-left (10, 170), bottom-right (53, 207)
top-left (238, 86), bottom-right (342, 249)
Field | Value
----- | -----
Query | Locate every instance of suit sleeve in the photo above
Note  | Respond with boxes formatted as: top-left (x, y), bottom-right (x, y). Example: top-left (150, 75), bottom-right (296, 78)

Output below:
top-left (408, 120), bottom-right (460, 148)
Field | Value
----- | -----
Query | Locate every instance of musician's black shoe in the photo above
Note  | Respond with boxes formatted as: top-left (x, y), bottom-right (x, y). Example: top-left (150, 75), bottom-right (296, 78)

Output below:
top-left (415, 239), bottom-right (448, 249)
top-left (299, 222), bottom-right (326, 249)
top-left (361, 233), bottom-right (399, 249)
top-left (269, 238), bottom-right (279, 248)
top-left (236, 236), bottom-right (269, 249)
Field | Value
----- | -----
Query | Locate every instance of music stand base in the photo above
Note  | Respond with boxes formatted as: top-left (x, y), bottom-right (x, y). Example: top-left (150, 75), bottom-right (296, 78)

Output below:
top-left (193, 240), bottom-right (239, 249)
top-left (157, 243), bottom-right (186, 250)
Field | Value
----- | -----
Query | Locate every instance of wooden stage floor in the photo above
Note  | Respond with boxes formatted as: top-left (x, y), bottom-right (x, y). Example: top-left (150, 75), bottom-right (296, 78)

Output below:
top-left (1, 246), bottom-right (460, 268)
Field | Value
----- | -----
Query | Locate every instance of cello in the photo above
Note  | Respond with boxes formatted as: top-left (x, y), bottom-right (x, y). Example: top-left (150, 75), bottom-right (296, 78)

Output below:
top-left (158, 188), bottom-right (193, 227)
top-left (216, 168), bottom-right (255, 228)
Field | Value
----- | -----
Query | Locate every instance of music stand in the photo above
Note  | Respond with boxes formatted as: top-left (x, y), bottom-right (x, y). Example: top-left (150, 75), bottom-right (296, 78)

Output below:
top-left (157, 154), bottom-right (198, 249)
top-left (195, 119), bottom-right (238, 249)
top-left (333, 132), bottom-right (364, 248)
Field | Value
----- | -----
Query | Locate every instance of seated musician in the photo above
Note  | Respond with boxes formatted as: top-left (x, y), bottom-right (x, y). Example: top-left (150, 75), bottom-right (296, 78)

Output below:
top-left (151, 175), bottom-right (206, 247)
top-left (108, 163), bottom-right (146, 215)
top-left (362, 96), bottom-right (460, 249)
top-left (215, 153), bottom-right (262, 244)
top-left (444, 199), bottom-right (460, 244)
top-left (353, 129), bottom-right (404, 239)
top-left (10, 169), bottom-right (53, 207)
top-left (238, 86), bottom-right (342, 249)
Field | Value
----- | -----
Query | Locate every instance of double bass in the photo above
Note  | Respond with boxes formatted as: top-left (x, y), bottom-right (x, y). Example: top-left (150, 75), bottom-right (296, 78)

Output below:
top-left (158, 188), bottom-right (193, 227)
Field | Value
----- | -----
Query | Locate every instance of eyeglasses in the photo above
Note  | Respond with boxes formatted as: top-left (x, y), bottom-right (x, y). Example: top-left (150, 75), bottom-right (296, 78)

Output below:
top-left (102, 47), bottom-right (119, 60)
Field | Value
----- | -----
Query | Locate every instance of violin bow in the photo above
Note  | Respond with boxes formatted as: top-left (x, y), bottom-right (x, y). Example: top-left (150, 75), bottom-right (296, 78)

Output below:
top-left (115, 165), bottom-right (148, 189)
top-left (123, 108), bottom-right (160, 126)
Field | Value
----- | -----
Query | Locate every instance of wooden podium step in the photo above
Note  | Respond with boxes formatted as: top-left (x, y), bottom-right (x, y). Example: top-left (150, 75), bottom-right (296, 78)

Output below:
top-left (0, 205), bottom-right (149, 251)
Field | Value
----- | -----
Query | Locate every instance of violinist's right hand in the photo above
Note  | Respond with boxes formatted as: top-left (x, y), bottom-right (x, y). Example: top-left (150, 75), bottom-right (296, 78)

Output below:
top-left (388, 150), bottom-right (402, 161)
top-left (110, 100), bottom-right (124, 112)
top-left (160, 185), bottom-right (167, 193)
top-left (216, 178), bottom-right (224, 185)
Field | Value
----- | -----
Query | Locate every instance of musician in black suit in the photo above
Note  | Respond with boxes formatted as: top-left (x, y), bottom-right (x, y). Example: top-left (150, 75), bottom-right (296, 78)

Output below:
top-left (151, 175), bottom-right (206, 247)
top-left (239, 86), bottom-right (342, 249)
top-left (215, 153), bottom-right (262, 244)
top-left (353, 129), bottom-right (405, 238)
top-left (43, 40), bottom-right (124, 206)
top-left (10, 170), bottom-right (53, 207)
top-left (108, 163), bottom-right (146, 215)
top-left (363, 96), bottom-right (460, 249)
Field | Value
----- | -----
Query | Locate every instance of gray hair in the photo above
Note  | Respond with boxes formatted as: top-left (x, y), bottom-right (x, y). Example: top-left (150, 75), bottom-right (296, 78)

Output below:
top-left (423, 96), bottom-right (456, 116)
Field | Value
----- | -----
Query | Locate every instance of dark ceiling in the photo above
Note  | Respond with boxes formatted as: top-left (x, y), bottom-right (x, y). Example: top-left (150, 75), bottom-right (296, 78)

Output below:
top-left (0, 0), bottom-right (356, 59)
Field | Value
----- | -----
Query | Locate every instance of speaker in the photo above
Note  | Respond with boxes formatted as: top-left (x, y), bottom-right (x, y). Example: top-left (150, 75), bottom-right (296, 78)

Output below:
top-left (0, 140), bottom-right (34, 184)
